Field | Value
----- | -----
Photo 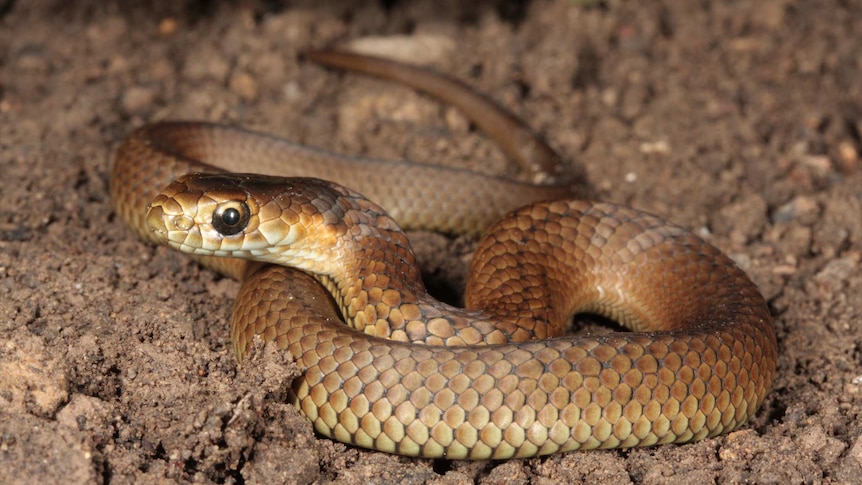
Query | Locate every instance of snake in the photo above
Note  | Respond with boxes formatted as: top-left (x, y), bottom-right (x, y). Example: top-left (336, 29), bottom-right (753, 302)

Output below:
top-left (111, 50), bottom-right (778, 460)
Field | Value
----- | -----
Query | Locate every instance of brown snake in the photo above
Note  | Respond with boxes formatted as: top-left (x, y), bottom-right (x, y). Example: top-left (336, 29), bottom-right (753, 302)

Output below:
top-left (111, 50), bottom-right (777, 459)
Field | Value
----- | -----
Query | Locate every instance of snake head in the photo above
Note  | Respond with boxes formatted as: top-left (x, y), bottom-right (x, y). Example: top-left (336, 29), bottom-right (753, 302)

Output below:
top-left (145, 172), bottom-right (260, 255)
top-left (146, 173), bottom-right (359, 272)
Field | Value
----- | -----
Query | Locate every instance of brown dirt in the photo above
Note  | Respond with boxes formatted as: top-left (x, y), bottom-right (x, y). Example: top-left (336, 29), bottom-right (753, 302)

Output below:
top-left (2, 0), bottom-right (861, 483)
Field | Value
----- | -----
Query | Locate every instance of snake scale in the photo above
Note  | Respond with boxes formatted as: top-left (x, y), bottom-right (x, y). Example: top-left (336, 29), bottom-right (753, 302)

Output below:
top-left (111, 50), bottom-right (777, 459)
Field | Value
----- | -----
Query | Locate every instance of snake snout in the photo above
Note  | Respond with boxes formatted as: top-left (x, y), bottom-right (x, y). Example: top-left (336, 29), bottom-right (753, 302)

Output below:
top-left (146, 205), bottom-right (168, 237)
top-left (147, 203), bottom-right (196, 240)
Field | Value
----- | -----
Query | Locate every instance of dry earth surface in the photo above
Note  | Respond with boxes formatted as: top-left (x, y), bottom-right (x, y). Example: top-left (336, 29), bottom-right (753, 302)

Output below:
top-left (2, 0), bottom-right (862, 483)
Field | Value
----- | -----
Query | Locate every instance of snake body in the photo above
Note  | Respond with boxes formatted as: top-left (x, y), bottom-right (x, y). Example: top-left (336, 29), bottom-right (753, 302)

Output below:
top-left (112, 51), bottom-right (777, 459)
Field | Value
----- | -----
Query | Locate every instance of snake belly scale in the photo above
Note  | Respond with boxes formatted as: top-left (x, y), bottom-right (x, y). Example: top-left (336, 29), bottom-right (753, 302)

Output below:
top-left (112, 50), bottom-right (777, 460)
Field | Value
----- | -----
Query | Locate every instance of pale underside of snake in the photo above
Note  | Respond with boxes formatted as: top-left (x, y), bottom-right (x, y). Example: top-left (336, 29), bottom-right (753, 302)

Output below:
top-left (111, 50), bottom-right (777, 460)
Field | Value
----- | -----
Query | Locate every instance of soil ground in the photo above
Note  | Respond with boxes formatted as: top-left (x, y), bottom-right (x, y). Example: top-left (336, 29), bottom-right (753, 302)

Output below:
top-left (2, 0), bottom-right (862, 483)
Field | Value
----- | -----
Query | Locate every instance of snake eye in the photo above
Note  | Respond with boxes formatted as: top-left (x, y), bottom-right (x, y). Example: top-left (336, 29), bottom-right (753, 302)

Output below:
top-left (212, 201), bottom-right (250, 236)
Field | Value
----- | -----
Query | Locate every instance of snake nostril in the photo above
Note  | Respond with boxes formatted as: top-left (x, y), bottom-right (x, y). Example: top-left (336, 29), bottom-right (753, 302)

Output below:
top-left (171, 214), bottom-right (194, 231)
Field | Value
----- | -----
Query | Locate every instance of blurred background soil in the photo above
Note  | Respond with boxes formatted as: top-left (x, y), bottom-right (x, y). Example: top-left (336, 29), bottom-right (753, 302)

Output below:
top-left (1, 0), bottom-right (861, 483)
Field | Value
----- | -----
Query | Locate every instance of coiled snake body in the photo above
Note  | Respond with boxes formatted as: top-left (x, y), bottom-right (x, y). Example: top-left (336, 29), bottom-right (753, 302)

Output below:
top-left (112, 51), bottom-right (777, 459)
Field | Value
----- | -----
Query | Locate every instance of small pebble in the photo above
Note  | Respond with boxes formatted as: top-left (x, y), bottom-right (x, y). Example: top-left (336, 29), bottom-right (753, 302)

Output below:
top-left (159, 17), bottom-right (178, 36)
top-left (121, 86), bottom-right (157, 115)
top-left (229, 71), bottom-right (259, 101)
top-left (771, 195), bottom-right (819, 224)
